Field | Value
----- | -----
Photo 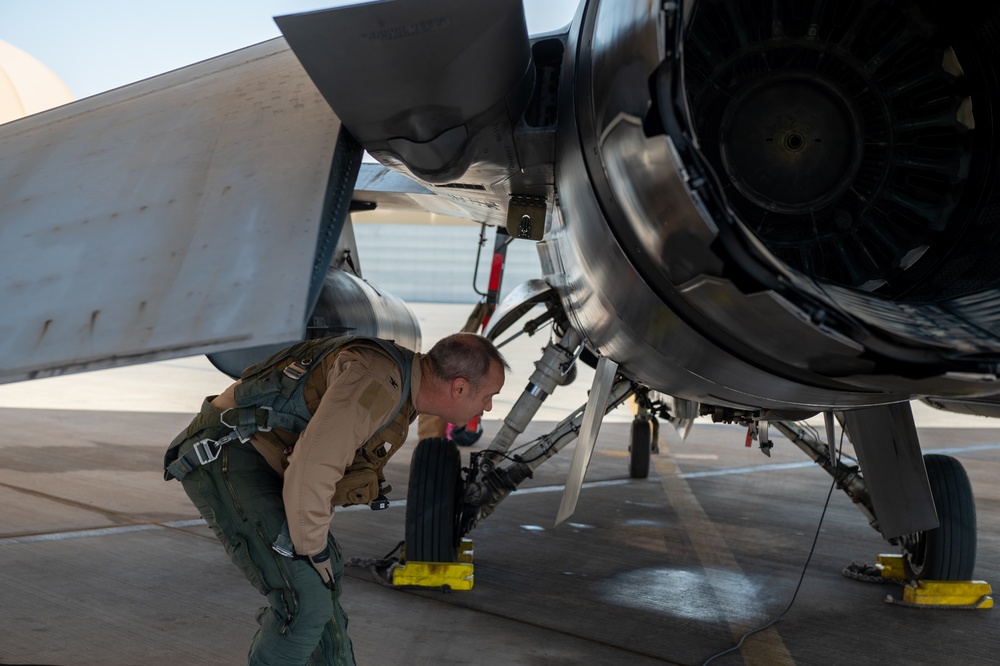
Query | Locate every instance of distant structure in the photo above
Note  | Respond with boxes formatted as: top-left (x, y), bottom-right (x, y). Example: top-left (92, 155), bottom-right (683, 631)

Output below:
top-left (353, 222), bottom-right (542, 304)
top-left (0, 39), bottom-right (74, 124)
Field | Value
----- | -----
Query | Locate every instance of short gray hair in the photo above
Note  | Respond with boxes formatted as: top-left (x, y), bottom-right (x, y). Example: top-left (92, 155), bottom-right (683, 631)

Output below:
top-left (426, 333), bottom-right (509, 390)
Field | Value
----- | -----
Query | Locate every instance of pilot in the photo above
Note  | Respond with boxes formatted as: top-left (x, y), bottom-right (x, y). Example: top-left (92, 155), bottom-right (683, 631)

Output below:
top-left (163, 332), bottom-right (507, 665)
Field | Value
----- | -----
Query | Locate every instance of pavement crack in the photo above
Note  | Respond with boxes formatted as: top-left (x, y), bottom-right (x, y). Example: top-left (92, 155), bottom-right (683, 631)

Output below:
top-left (0, 480), bottom-right (214, 542)
top-left (0, 479), bottom-right (137, 523)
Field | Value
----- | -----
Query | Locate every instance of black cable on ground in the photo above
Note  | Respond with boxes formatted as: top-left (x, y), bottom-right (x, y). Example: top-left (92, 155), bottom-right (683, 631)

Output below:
top-left (700, 428), bottom-right (844, 665)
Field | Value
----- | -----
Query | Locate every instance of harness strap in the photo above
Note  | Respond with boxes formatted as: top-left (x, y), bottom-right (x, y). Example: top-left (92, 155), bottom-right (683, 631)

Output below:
top-left (230, 336), bottom-right (413, 442)
top-left (165, 431), bottom-right (241, 480)
top-left (163, 396), bottom-right (228, 480)
top-left (219, 405), bottom-right (317, 441)
top-left (165, 337), bottom-right (414, 482)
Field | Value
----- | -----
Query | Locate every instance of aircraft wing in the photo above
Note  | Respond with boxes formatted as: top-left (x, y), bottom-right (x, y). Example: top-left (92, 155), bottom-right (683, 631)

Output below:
top-left (0, 38), bottom-right (349, 384)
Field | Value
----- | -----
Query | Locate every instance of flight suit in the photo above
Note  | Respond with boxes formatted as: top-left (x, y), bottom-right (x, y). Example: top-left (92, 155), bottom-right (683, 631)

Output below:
top-left (166, 340), bottom-right (420, 665)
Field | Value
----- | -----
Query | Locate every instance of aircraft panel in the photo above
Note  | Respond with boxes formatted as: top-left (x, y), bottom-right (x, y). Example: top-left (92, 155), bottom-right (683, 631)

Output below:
top-left (0, 38), bottom-right (342, 384)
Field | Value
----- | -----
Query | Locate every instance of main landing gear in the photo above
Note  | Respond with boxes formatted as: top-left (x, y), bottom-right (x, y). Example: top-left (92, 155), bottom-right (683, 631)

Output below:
top-left (899, 454), bottom-right (976, 581)
top-left (771, 409), bottom-right (977, 582)
top-left (404, 437), bottom-right (463, 562)
top-left (628, 388), bottom-right (669, 479)
top-left (405, 317), bottom-right (654, 561)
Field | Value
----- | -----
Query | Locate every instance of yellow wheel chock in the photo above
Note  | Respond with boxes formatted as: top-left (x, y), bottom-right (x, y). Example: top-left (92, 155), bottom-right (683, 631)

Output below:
top-left (875, 553), bottom-right (907, 580)
top-left (875, 554), bottom-right (994, 609)
top-left (392, 539), bottom-right (475, 591)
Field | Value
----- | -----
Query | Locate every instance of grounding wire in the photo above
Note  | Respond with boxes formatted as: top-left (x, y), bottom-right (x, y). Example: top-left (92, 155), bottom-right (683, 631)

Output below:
top-left (700, 425), bottom-right (845, 666)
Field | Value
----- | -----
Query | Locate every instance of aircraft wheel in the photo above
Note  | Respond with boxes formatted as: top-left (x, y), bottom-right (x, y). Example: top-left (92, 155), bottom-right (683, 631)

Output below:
top-left (901, 454), bottom-right (976, 580)
top-left (405, 437), bottom-right (462, 562)
top-left (629, 417), bottom-right (652, 479)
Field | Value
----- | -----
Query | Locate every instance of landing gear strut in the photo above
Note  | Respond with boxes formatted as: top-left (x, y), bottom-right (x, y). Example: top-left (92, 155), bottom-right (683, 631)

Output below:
top-left (629, 388), bottom-right (666, 479)
top-left (458, 327), bottom-right (637, 532)
top-left (773, 416), bottom-right (978, 581)
top-left (628, 417), bottom-right (653, 479)
top-left (405, 322), bottom-right (639, 552)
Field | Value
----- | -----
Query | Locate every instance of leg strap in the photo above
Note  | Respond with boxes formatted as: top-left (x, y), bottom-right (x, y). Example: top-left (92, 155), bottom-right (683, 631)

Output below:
top-left (164, 396), bottom-right (234, 480)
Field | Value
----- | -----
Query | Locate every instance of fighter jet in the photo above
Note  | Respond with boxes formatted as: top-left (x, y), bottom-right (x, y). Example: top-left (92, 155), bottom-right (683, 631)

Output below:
top-left (2, 0), bottom-right (998, 584)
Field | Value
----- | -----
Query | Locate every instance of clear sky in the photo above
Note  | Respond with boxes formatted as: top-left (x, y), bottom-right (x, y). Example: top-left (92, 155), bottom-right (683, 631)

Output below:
top-left (0, 0), bottom-right (581, 101)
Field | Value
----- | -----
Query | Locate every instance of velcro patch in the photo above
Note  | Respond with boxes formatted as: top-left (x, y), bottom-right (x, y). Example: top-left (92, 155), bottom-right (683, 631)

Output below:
top-left (358, 380), bottom-right (393, 417)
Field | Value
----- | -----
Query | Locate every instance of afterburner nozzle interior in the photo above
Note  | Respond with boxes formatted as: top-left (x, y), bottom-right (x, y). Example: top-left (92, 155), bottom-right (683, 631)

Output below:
top-left (685, 0), bottom-right (999, 303)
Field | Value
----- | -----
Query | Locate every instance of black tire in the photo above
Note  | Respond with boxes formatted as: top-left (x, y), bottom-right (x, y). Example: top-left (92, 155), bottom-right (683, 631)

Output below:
top-left (629, 417), bottom-right (652, 479)
top-left (405, 437), bottom-right (462, 563)
top-left (901, 454), bottom-right (977, 580)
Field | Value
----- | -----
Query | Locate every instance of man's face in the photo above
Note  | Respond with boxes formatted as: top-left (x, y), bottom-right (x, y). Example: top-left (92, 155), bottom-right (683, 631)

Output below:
top-left (448, 361), bottom-right (505, 425)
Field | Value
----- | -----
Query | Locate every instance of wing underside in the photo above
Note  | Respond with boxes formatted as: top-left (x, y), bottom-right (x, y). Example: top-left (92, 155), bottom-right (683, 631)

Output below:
top-left (0, 38), bottom-right (343, 384)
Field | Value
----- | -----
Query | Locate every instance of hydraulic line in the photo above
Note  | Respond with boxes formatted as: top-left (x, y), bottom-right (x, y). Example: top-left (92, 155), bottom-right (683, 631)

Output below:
top-left (463, 377), bottom-right (635, 527)
top-left (481, 328), bottom-right (585, 467)
top-left (771, 420), bottom-right (880, 532)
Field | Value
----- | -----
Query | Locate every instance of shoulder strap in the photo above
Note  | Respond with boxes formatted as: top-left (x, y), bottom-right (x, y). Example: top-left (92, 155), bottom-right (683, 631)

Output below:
top-left (363, 339), bottom-right (414, 439)
top-left (227, 336), bottom-right (414, 441)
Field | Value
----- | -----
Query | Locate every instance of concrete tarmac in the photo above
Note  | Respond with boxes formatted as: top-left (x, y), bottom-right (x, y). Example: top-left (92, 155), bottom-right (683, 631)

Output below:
top-left (1, 303), bottom-right (998, 665)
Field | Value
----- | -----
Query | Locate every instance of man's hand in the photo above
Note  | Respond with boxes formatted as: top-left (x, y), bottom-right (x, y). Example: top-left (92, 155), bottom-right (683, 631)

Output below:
top-left (307, 547), bottom-right (336, 590)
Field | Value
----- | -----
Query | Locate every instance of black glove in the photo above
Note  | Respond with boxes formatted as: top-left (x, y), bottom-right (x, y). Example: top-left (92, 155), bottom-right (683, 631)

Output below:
top-left (308, 546), bottom-right (335, 590)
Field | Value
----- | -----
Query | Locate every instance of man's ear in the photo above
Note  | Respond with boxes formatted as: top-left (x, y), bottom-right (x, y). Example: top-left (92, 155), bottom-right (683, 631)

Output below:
top-left (451, 377), bottom-right (467, 397)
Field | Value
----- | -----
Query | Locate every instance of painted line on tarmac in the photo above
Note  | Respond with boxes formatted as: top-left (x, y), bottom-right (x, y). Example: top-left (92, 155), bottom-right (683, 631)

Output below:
top-left (679, 443), bottom-right (1000, 480)
top-left (925, 443), bottom-right (1000, 455)
top-left (496, 478), bottom-right (633, 495)
top-left (6, 444), bottom-right (994, 545)
top-left (1, 520), bottom-right (199, 545)
top-left (3, 524), bottom-right (158, 544)
top-left (653, 448), bottom-right (795, 664)
top-left (0, 480), bottom-right (634, 545)
top-left (681, 461), bottom-right (813, 479)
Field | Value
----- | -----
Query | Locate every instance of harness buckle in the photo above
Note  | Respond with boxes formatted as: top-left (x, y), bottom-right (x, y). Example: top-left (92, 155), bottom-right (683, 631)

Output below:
top-left (219, 406), bottom-right (273, 441)
top-left (193, 438), bottom-right (222, 466)
top-left (283, 361), bottom-right (308, 380)
top-left (219, 408), bottom-right (238, 430)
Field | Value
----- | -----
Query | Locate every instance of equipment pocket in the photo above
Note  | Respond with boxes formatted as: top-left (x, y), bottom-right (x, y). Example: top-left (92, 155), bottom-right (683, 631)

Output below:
top-left (331, 463), bottom-right (379, 507)
top-left (226, 532), bottom-right (272, 597)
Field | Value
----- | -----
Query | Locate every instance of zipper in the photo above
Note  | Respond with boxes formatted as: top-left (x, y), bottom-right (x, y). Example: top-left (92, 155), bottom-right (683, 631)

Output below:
top-left (257, 520), bottom-right (300, 636)
top-left (220, 447), bottom-right (248, 521)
